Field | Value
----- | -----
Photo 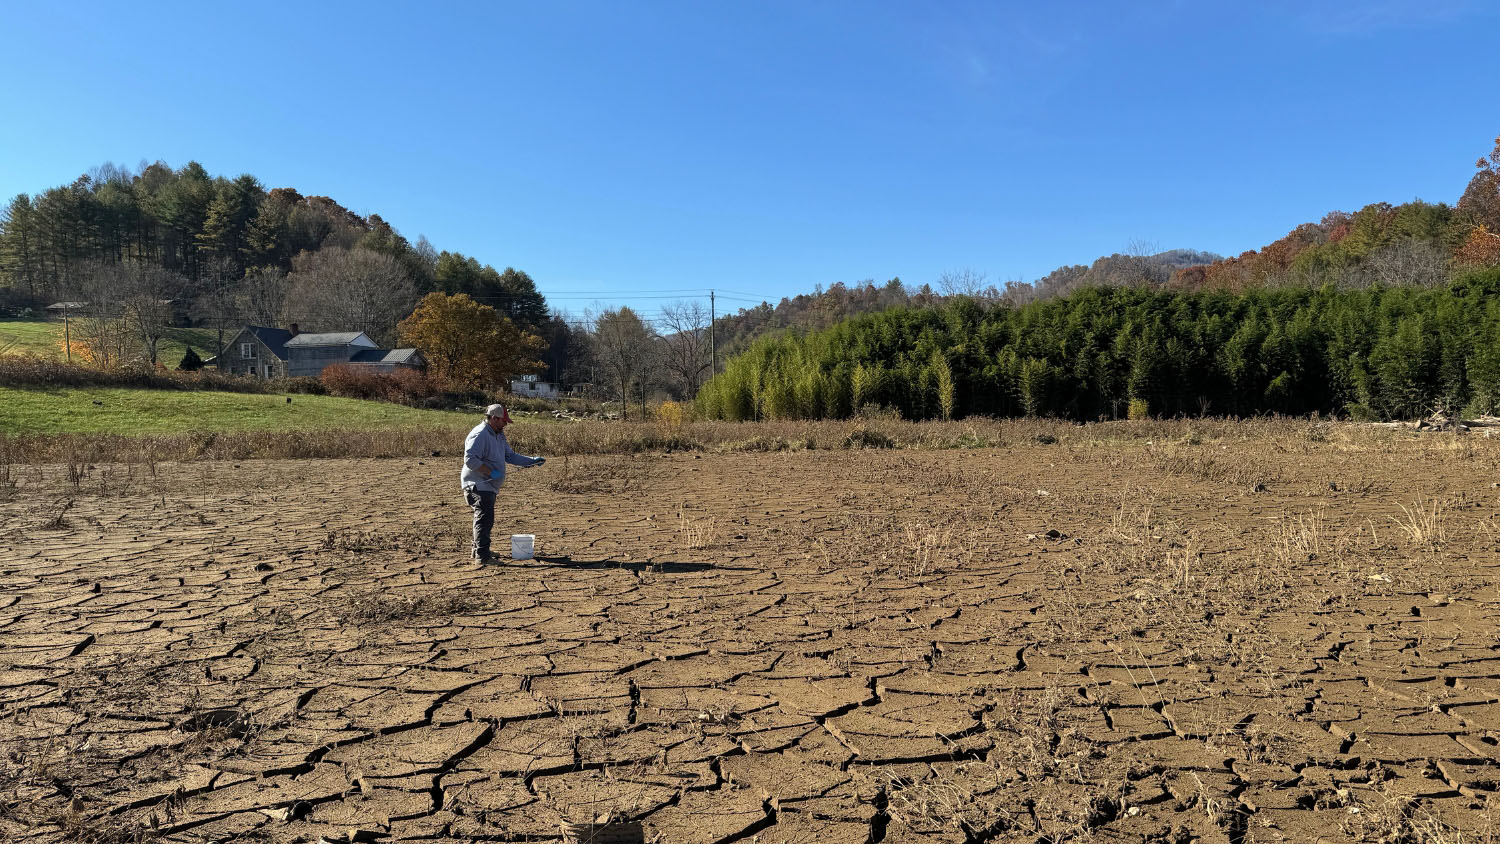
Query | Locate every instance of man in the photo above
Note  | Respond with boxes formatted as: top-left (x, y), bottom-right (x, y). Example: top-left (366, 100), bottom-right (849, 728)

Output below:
top-left (461, 404), bottom-right (545, 563)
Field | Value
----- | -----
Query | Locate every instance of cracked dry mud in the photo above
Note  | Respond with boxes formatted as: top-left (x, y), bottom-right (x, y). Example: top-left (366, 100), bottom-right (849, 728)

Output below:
top-left (7, 436), bottom-right (1500, 843)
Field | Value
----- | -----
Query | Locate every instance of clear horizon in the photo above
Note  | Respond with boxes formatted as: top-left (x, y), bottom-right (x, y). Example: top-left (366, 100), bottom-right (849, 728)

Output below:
top-left (2, 0), bottom-right (1496, 324)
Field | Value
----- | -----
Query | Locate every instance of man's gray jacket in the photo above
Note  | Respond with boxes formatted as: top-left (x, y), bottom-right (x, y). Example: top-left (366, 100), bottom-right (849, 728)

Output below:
top-left (461, 422), bottom-right (541, 493)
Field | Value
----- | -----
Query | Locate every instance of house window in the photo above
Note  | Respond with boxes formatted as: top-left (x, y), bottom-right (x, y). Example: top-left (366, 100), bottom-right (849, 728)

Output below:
top-left (241, 343), bottom-right (256, 359)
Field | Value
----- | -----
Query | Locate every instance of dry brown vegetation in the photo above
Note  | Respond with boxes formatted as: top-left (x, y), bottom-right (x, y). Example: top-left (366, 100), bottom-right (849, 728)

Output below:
top-left (0, 412), bottom-right (1435, 465)
top-left (6, 419), bottom-right (1500, 842)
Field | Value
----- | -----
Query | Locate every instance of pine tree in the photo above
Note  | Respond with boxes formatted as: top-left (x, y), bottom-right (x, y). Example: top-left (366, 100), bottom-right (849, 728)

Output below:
top-left (0, 194), bottom-right (42, 296)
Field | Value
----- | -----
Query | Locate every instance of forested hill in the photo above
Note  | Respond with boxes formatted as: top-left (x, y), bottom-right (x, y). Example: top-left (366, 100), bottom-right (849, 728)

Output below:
top-left (0, 161), bottom-right (551, 345)
top-left (1000, 248), bottom-right (1223, 306)
top-left (1161, 136), bottom-right (1500, 293)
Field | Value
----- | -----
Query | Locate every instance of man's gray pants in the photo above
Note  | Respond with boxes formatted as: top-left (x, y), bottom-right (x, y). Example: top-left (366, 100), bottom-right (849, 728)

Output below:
top-left (465, 489), bottom-right (496, 558)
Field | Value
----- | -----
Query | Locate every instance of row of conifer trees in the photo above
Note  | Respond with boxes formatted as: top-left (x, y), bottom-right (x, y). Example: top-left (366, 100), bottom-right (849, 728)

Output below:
top-left (694, 267), bottom-right (1500, 422)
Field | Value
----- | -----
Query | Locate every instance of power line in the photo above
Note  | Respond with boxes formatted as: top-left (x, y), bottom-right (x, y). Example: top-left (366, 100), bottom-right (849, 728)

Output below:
top-left (532, 293), bottom-right (724, 301)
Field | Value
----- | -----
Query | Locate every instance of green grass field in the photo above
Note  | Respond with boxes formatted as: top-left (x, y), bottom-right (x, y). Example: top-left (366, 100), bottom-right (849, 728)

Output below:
top-left (0, 387), bottom-right (478, 435)
top-left (0, 320), bottom-right (64, 356)
top-left (0, 320), bottom-right (219, 366)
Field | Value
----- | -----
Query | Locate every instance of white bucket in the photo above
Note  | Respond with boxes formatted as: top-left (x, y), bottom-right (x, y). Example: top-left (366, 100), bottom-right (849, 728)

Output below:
top-left (510, 534), bottom-right (535, 560)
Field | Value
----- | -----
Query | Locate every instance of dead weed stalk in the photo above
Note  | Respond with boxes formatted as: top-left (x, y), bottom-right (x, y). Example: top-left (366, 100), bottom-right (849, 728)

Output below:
top-left (1272, 506), bottom-right (1325, 567)
top-left (676, 507), bottom-right (717, 550)
top-left (1392, 495), bottom-right (1449, 551)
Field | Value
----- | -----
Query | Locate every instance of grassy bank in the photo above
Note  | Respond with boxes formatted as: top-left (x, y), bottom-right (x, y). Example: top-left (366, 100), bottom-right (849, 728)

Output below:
top-left (0, 386), bottom-right (477, 435)
top-left (0, 319), bottom-right (217, 365)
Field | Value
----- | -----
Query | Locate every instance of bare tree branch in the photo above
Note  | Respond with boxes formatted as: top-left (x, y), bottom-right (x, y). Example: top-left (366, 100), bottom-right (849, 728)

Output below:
top-left (285, 247), bottom-right (416, 344)
top-left (657, 299), bottom-right (711, 399)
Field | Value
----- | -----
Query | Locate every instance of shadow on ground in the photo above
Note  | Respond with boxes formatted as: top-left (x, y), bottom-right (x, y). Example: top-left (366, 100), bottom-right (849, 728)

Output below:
top-left (531, 554), bottom-right (742, 573)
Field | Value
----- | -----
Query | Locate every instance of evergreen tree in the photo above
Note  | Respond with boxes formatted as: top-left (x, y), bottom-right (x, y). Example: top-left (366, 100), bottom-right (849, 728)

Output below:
top-left (177, 346), bottom-right (204, 371)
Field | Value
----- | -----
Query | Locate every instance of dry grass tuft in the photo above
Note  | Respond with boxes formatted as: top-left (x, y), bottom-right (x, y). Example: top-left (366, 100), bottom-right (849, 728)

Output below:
top-left (1392, 495), bottom-right (1448, 550)
top-left (808, 511), bottom-right (975, 580)
top-left (1144, 443), bottom-right (1282, 489)
top-left (895, 522), bottom-right (959, 579)
top-left (1341, 778), bottom-right (1499, 844)
top-left (0, 455), bottom-right (15, 502)
top-left (883, 769), bottom-right (997, 837)
top-left (1272, 506), bottom-right (1325, 567)
top-left (677, 508), bottom-right (717, 550)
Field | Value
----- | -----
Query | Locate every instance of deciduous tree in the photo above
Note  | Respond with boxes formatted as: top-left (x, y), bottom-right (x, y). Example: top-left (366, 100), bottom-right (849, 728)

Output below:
top-left (1458, 135), bottom-right (1500, 233)
top-left (657, 300), bottom-right (711, 398)
top-left (396, 292), bottom-right (544, 387)
top-left (236, 267), bottom-right (290, 328)
top-left (121, 265), bottom-right (185, 365)
top-left (593, 307), bottom-right (657, 419)
top-left (1455, 226), bottom-right (1500, 268)
top-left (286, 246), bottom-right (416, 344)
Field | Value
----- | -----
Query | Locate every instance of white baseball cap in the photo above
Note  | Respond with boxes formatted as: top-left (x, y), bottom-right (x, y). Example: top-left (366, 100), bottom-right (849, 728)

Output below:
top-left (484, 404), bottom-right (507, 417)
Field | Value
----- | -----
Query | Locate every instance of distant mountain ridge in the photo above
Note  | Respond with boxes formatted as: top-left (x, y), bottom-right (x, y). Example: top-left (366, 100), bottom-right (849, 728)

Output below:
top-left (1002, 248), bottom-right (1224, 305)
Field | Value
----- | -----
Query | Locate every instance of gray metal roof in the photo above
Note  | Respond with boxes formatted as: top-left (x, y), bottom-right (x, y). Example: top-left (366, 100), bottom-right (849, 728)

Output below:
top-left (348, 348), bottom-right (423, 365)
top-left (284, 332), bottom-right (374, 347)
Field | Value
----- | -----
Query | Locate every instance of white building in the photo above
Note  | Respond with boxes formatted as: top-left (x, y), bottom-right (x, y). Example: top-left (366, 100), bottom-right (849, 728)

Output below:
top-left (510, 374), bottom-right (561, 399)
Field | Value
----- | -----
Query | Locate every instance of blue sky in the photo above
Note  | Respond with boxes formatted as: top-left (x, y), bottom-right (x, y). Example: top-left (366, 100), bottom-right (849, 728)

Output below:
top-left (1, 0), bottom-right (1496, 322)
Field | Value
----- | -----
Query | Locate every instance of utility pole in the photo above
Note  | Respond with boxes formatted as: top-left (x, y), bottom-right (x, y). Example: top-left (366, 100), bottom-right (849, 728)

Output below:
top-left (709, 289), bottom-right (716, 377)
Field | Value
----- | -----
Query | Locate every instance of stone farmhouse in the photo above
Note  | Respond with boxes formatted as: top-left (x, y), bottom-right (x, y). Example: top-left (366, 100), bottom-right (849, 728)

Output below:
top-left (216, 325), bottom-right (425, 379)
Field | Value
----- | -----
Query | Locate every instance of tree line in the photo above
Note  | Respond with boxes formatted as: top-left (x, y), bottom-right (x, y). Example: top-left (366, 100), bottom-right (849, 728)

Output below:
top-left (0, 160), bottom-right (728, 405)
top-left (6, 134), bottom-right (1498, 412)
top-left (705, 253), bottom-right (1226, 361)
top-left (695, 266), bottom-right (1500, 423)
top-left (0, 160), bottom-right (576, 373)
top-left (697, 134), bottom-right (1500, 423)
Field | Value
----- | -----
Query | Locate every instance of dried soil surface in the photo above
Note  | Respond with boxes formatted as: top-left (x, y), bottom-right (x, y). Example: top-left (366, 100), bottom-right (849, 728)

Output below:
top-left (6, 433), bottom-right (1500, 843)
